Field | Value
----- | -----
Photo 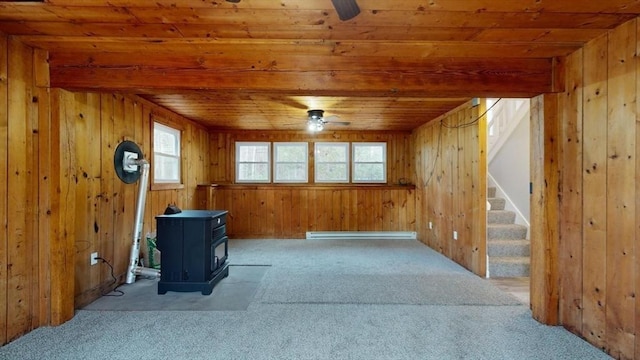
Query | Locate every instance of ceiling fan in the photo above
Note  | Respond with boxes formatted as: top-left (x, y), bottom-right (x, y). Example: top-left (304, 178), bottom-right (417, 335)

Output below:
top-left (306, 109), bottom-right (351, 131)
top-left (225, 0), bottom-right (361, 21)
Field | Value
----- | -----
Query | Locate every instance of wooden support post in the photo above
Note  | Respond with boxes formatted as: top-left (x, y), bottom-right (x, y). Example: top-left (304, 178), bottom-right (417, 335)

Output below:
top-left (49, 89), bottom-right (76, 326)
top-left (0, 32), bottom-right (8, 347)
top-left (530, 94), bottom-right (561, 325)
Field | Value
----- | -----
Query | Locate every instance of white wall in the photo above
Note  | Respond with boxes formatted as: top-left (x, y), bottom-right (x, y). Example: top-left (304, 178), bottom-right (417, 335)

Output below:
top-left (488, 113), bottom-right (530, 222)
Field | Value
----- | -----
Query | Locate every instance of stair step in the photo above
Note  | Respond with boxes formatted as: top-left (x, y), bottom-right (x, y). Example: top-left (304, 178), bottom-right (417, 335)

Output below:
top-left (489, 257), bottom-right (530, 277)
top-left (488, 187), bottom-right (496, 198)
top-left (487, 197), bottom-right (505, 211)
top-left (488, 210), bottom-right (516, 224)
top-left (488, 224), bottom-right (527, 240)
top-left (488, 239), bottom-right (530, 257)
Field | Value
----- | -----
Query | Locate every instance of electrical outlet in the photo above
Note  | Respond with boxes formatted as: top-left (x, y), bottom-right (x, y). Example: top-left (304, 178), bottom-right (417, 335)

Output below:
top-left (453, 231), bottom-right (458, 240)
top-left (428, 221), bottom-right (433, 230)
top-left (90, 252), bottom-right (99, 266)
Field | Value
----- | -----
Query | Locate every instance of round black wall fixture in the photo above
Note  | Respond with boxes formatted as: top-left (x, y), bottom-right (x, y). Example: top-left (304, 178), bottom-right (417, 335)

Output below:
top-left (114, 140), bottom-right (143, 184)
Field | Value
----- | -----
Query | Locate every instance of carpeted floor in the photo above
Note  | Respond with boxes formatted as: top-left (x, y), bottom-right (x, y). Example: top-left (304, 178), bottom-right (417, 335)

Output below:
top-left (0, 239), bottom-right (611, 360)
top-left (83, 265), bottom-right (270, 311)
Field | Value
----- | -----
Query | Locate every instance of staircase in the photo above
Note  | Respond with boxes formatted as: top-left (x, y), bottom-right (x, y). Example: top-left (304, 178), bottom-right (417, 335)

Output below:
top-left (487, 186), bottom-right (530, 277)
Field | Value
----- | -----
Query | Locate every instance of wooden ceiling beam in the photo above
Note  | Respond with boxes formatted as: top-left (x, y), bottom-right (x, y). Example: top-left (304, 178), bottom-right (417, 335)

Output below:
top-left (24, 37), bottom-right (581, 58)
top-left (28, 0), bottom-right (640, 14)
top-left (47, 48), bottom-right (553, 97)
top-left (0, 22), bottom-right (606, 44)
top-left (48, 52), bottom-right (552, 73)
top-left (0, 22), bottom-right (483, 41)
top-left (1, 6), bottom-right (635, 30)
top-left (49, 63), bottom-right (552, 97)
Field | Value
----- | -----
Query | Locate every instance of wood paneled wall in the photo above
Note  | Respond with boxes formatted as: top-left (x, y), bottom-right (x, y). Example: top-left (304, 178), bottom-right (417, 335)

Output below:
top-left (0, 34), bottom-right (56, 344)
top-left (53, 90), bottom-right (210, 308)
top-left (412, 102), bottom-right (487, 276)
top-left (205, 185), bottom-right (415, 238)
top-left (206, 131), bottom-right (416, 238)
top-left (0, 34), bottom-right (210, 345)
top-left (531, 18), bottom-right (640, 359)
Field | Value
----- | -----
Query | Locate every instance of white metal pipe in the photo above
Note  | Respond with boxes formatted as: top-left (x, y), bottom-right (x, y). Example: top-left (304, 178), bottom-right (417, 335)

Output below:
top-left (134, 266), bottom-right (160, 278)
top-left (125, 160), bottom-right (150, 284)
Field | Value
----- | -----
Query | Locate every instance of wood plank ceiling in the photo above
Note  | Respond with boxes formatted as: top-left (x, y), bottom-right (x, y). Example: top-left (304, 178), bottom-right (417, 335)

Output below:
top-left (1, 0), bottom-right (638, 131)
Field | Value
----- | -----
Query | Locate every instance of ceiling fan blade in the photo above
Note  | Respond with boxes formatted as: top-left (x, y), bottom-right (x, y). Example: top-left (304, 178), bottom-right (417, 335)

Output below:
top-left (323, 115), bottom-right (351, 126)
top-left (323, 115), bottom-right (340, 122)
top-left (331, 0), bottom-right (361, 21)
top-left (276, 96), bottom-right (308, 110)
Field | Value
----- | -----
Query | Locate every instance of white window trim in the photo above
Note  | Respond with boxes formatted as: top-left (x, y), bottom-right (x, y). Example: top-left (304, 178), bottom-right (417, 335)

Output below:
top-left (314, 142), bottom-right (350, 183)
top-left (273, 142), bottom-right (309, 183)
top-left (235, 141), bottom-right (271, 183)
top-left (352, 142), bottom-right (387, 184)
top-left (153, 121), bottom-right (182, 185)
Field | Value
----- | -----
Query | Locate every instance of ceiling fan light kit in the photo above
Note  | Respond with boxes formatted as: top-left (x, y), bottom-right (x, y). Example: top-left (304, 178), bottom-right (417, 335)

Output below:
top-left (308, 119), bottom-right (325, 132)
top-left (308, 109), bottom-right (325, 132)
top-left (305, 109), bottom-right (351, 131)
top-left (308, 109), bottom-right (325, 120)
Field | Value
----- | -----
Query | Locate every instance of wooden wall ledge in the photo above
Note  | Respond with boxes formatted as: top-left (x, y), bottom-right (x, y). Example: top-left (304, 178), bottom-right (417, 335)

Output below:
top-left (197, 183), bottom-right (416, 191)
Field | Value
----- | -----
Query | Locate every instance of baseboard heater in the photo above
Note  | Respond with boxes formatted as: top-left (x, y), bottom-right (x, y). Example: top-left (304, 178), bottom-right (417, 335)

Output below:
top-left (306, 231), bottom-right (417, 240)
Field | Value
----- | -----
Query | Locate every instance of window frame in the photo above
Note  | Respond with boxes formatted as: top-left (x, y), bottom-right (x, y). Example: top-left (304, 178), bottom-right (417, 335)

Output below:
top-left (151, 117), bottom-right (184, 191)
top-left (352, 142), bottom-right (387, 184)
top-left (235, 141), bottom-right (272, 183)
top-left (273, 142), bottom-right (309, 183)
top-left (314, 142), bottom-right (350, 183)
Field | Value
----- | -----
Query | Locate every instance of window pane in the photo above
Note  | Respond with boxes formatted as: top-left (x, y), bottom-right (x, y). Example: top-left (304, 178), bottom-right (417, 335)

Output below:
top-left (239, 145), bottom-right (269, 162)
top-left (274, 143), bottom-right (307, 182)
top-left (354, 163), bottom-right (384, 181)
top-left (154, 154), bottom-right (180, 182)
top-left (154, 131), bottom-right (177, 155)
top-left (353, 142), bottom-right (386, 183)
top-left (236, 142), bottom-right (271, 182)
top-left (316, 144), bottom-right (347, 162)
top-left (153, 121), bottom-right (181, 185)
top-left (276, 163), bottom-right (306, 181)
top-left (354, 145), bottom-right (384, 162)
top-left (315, 142), bottom-right (349, 183)
top-left (316, 163), bottom-right (348, 182)
top-left (238, 163), bottom-right (269, 181)
top-left (276, 145), bottom-right (306, 162)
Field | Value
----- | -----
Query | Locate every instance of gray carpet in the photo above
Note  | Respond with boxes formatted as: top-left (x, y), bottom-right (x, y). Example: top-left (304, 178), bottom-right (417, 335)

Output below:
top-left (257, 273), bottom-right (521, 305)
top-left (83, 265), bottom-right (269, 311)
top-left (0, 239), bottom-right (611, 360)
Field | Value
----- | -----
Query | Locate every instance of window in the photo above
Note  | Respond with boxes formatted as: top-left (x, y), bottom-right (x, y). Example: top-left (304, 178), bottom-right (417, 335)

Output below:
top-left (315, 142), bottom-right (349, 183)
top-left (274, 142), bottom-right (308, 183)
top-left (236, 142), bottom-right (271, 183)
top-left (353, 142), bottom-right (387, 183)
top-left (153, 121), bottom-right (181, 186)
top-left (233, 141), bottom-right (388, 184)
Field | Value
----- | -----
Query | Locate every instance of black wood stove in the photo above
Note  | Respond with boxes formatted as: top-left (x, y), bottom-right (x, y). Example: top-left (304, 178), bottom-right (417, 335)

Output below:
top-left (155, 210), bottom-right (229, 295)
